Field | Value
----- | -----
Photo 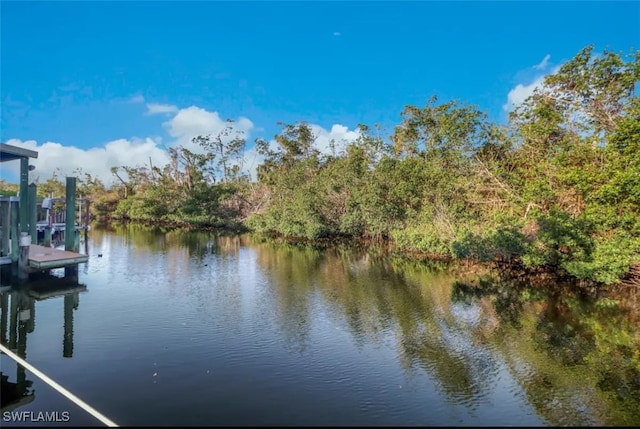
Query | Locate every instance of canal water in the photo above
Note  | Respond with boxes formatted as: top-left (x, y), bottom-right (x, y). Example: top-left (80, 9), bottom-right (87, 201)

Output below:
top-left (1, 224), bottom-right (639, 426)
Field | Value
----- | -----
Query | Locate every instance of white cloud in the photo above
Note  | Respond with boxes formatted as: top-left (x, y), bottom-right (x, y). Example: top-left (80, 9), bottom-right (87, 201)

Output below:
top-left (164, 106), bottom-right (254, 151)
top-left (127, 94), bottom-right (145, 104)
top-left (0, 106), bottom-right (255, 185)
top-left (1, 104), bottom-right (361, 186)
top-left (534, 54), bottom-right (551, 70)
top-left (503, 65), bottom-right (561, 112)
top-left (146, 103), bottom-right (178, 115)
top-left (309, 123), bottom-right (361, 156)
top-left (1, 138), bottom-right (170, 187)
top-left (503, 75), bottom-right (546, 112)
top-left (242, 123), bottom-right (361, 181)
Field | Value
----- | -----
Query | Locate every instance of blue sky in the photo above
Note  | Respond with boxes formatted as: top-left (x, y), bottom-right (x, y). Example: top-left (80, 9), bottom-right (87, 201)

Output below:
top-left (1, 1), bottom-right (639, 184)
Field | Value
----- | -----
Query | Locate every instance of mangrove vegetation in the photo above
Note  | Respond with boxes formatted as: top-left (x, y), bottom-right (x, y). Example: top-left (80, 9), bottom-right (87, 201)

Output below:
top-left (2, 45), bottom-right (639, 286)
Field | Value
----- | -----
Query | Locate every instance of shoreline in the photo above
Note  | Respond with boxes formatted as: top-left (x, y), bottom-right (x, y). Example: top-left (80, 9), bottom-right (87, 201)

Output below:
top-left (102, 217), bottom-right (639, 292)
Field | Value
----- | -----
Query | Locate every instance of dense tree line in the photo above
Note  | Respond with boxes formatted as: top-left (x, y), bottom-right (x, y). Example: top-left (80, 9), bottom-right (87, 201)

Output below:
top-left (2, 45), bottom-right (638, 285)
top-left (247, 46), bottom-right (639, 285)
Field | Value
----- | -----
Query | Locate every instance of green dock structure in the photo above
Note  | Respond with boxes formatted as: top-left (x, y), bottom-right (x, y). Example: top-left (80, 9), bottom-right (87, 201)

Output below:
top-left (0, 143), bottom-right (89, 277)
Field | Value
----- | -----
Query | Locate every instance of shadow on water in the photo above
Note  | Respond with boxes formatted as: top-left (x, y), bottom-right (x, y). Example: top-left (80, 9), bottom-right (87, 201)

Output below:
top-left (0, 268), bottom-right (86, 413)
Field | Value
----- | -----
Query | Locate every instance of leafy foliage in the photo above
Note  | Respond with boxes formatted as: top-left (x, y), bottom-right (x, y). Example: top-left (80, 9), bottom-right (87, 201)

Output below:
top-left (12, 45), bottom-right (638, 285)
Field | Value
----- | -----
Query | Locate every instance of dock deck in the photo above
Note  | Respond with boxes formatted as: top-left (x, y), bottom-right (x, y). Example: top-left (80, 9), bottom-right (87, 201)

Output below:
top-left (27, 245), bottom-right (88, 270)
top-left (35, 222), bottom-right (88, 233)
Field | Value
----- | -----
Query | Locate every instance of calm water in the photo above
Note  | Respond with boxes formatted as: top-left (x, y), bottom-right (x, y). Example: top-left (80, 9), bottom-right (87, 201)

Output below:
top-left (1, 225), bottom-right (639, 426)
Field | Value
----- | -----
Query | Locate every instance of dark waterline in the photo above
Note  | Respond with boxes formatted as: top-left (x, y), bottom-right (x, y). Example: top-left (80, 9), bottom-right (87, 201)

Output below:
top-left (1, 225), bottom-right (639, 426)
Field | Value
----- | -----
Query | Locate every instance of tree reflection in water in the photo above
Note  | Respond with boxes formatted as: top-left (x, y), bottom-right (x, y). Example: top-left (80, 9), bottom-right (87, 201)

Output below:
top-left (251, 240), bottom-right (640, 426)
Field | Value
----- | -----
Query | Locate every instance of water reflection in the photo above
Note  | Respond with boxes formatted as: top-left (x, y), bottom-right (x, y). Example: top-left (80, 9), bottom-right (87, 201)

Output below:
top-left (250, 244), bottom-right (504, 408)
top-left (6, 223), bottom-right (637, 425)
top-left (0, 270), bottom-right (86, 412)
top-left (450, 276), bottom-right (640, 425)
top-left (247, 240), bottom-right (640, 426)
top-left (99, 223), bottom-right (238, 260)
top-left (0, 287), bottom-right (35, 412)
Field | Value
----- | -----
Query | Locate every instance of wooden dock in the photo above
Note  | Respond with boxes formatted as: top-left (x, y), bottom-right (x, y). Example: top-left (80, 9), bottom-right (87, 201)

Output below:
top-left (1, 143), bottom-right (92, 280)
top-left (27, 244), bottom-right (88, 270)
top-left (35, 222), bottom-right (85, 233)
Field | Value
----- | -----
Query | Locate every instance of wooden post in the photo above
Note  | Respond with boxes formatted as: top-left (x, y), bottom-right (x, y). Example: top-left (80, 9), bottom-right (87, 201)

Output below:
top-left (10, 198), bottom-right (19, 263)
top-left (63, 293), bottom-right (75, 358)
top-left (19, 157), bottom-right (29, 233)
top-left (65, 177), bottom-right (76, 251)
top-left (0, 200), bottom-right (9, 257)
top-left (0, 293), bottom-right (8, 344)
top-left (18, 232), bottom-right (30, 280)
top-left (9, 292), bottom-right (18, 350)
top-left (74, 229), bottom-right (80, 253)
top-left (84, 199), bottom-right (90, 238)
top-left (85, 199), bottom-right (90, 228)
top-left (44, 226), bottom-right (52, 247)
top-left (64, 265), bottom-right (78, 281)
top-left (83, 199), bottom-right (90, 254)
top-left (28, 183), bottom-right (37, 244)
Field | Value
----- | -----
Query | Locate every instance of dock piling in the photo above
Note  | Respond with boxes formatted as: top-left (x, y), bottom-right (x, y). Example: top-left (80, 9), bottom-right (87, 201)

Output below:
top-left (0, 293), bottom-right (8, 344)
top-left (1, 200), bottom-right (9, 257)
top-left (10, 199), bottom-right (19, 263)
top-left (63, 293), bottom-right (75, 358)
top-left (18, 232), bottom-right (30, 280)
top-left (74, 230), bottom-right (80, 253)
top-left (44, 227), bottom-right (52, 247)
top-left (28, 183), bottom-right (37, 244)
top-left (9, 292), bottom-right (18, 349)
top-left (65, 177), bottom-right (76, 252)
top-left (19, 158), bottom-right (29, 234)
